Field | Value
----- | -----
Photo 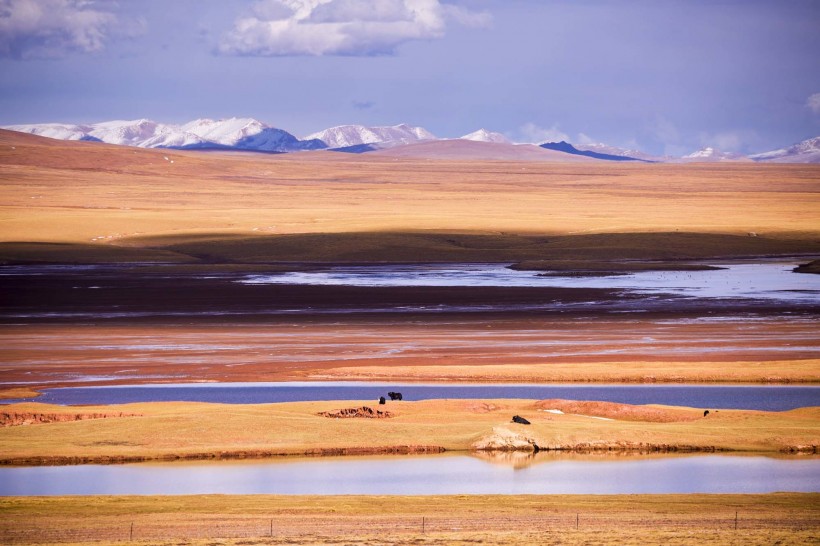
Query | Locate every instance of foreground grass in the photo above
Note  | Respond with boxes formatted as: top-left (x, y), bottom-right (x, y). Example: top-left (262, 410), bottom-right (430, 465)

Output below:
top-left (1, 399), bottom-right (818, 464)
top-left (0, 494), bottom-right (817, 545)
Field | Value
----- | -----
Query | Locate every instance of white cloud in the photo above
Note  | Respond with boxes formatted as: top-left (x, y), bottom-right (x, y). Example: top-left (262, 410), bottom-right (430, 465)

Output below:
top-left (807, 93), bottom-right (820, 115)
top-left (218, 0), bottom-right (491, 57)
top-left (697, 129), bottom-right (760, 153)
top-left (514, 122), bottom-right (570, 144)
top-left (575, 132), bottom-right (597, 146)
top-left (0, 0), bottom-right (121, 59)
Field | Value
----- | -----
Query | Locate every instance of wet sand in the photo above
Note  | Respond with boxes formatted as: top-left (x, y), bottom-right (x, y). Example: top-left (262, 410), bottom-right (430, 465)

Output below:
top-left (1, 318), bottom-right (818, 390)
top-left (1, 263), bottom-right (818, 391)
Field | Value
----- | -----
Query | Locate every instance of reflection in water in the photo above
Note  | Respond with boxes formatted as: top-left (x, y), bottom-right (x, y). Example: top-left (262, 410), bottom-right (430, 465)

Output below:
top-left (1, 454), bottom-right (818, 496)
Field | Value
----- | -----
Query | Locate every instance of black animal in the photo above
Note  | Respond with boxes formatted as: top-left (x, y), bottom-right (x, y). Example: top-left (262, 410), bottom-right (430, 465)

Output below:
top-left (379, 397), bottom-right (386, 405)
top-left (512, 415), bottom-right (531, 425)
top-left (387, 392), bottom-right (403, 401)
top-left (703, 410), bottom-right (710, 417)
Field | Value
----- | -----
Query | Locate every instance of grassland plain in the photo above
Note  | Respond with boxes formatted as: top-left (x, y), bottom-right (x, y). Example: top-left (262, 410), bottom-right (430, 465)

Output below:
top-left (0, 494), bottom-right (818, 545)
top-left (1, 129), bottom-right (819, 255)
top-left (1, 400), bottom-right (818, 464)
top-left (2, 130), bottom-right (819, 545)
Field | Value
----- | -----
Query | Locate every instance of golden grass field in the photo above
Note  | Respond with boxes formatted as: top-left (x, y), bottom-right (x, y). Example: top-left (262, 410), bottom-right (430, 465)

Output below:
top-left (1, 399), bottom-right (817, 463)
top-left (1, 129), bottom-right (818, 256)
top-left (1, 494), bottom-right (818, 545)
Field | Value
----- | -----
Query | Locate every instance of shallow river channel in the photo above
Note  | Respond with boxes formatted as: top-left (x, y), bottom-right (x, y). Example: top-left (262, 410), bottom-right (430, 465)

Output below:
top-left (1, 454), bottom-right (818, 496)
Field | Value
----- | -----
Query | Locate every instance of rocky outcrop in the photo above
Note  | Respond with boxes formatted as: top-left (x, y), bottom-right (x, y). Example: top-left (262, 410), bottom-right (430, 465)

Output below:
top-left (0, 411), bottom-right (140, 427)
top-left (472, 427), bottom-right (539, 452)
top-left (780, 445), bottom-right (818, 454)
top-left (317, 407), bottom-right (392, 419)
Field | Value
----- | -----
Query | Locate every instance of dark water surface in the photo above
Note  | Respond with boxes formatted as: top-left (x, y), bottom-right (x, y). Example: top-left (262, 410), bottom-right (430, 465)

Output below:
top-left (13, 382), bottom-right (820, 410)
top-left (1, 454), bottom-right (817, 495)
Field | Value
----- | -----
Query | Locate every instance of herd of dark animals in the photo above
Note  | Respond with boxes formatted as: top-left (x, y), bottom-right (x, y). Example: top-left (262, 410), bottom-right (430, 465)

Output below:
top-left (377, 393), bottom-right (713, 422)
top-left (378, 392), bottom-right (403, 404)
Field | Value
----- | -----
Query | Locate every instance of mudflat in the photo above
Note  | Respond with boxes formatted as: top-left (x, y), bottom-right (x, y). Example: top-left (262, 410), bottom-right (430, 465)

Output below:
top-left (1, 318), bottom-right (818, 391)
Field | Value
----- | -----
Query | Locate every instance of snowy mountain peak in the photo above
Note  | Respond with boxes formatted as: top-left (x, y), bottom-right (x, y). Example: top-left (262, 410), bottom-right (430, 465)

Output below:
top-left (750, 136), bottom-right (820, 163)
top-left (3, 118), bottom-right (324, 152)
top-left (3, 122), bottom-right (95, 141)
top-left (305, 124), bottom-right (436, 149)
top-left (461, 128), bottom-right (511, 144)
top-left (682, 146), bottom-right (747, 161)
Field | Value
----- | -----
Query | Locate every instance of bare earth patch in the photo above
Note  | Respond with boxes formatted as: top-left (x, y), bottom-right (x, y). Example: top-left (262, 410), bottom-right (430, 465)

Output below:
top-left (317, 407), bottom-right (393, 419)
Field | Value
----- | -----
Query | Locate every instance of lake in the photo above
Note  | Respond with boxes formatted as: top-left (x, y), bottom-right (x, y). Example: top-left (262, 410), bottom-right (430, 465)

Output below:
top-left (1, 454), bottom-right (817, 496)
top-left (9, 382), bottom-right (819, 410)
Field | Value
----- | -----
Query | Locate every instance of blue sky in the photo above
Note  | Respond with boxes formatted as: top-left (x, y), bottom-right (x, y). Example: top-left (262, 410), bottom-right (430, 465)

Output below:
top-left (0, 0), bottom-right (818, 155)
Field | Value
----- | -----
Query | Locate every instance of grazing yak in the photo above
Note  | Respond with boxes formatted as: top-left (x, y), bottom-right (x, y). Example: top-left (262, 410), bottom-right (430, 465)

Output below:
top-left (512, 415), bottom-right (531, 425)
top-left (703, 410), bottom-right (710, 417)
top-left (388, 392), bottom-right (403, 401)
top-left (378, 397), bottom-right (386, 405)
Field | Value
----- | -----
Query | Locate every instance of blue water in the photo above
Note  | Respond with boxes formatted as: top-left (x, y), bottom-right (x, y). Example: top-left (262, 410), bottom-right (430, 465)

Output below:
top-left (11, 382), bottom-right (819, 410)
top-left (1, 454), bottom-right (817, 495)
top-left (240, 262), bottom-right (820, 303)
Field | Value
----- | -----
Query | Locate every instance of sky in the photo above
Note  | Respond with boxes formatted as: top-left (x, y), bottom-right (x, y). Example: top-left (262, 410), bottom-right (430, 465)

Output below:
top-left (0, 0), bottom-right (819, 156)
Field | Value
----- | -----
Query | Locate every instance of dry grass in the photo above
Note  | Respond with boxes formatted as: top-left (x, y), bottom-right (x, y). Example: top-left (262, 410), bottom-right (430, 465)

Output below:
top-left (1, 130), bottom-right (818, 255)
top-left (0, 388), bottom-right (40, 400)
top-left (0, 494), bottom-right (817, 545)
top-left (1, 399), bottom-right (817, 463)
top-left (309, 359), bottom-right (820, 384)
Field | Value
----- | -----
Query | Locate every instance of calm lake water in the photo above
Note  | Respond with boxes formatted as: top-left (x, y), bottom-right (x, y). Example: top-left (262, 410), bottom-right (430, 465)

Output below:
top-left (11, 382), bottom-right (819, 410)
top-left (241, 262), bottom-right (820, 303)
top-left (1, 454), bottom-right (817, 496)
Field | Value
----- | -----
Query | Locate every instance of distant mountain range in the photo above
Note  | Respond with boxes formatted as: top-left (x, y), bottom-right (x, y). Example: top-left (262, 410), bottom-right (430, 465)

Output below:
top-left (4, 118), bottom-right (818, 163)
top-left (539, 141), bottom-right (653, 162)
top-left (3, 118), bottom-right (325, 153)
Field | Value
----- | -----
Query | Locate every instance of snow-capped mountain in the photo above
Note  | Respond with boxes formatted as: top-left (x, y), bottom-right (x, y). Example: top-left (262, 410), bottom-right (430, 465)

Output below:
top-left (750, 136), bottom-right (820, 164)
top-left (3, 122), bottom-right (101, 142)
top-left (4, 118), bottom-right (324, 152)
top-left (181, 118), bottom-right (324, 151)
top-left (460, 128), bottom-right (511, 144)
top-left (680, 147), bottom-right (749, 162)
top-left (305, 124), bottom-right (435, 149)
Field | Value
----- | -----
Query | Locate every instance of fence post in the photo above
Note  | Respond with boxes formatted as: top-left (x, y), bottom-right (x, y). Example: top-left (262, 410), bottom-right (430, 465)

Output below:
top-left (576, 513), bottom-right (579, 530)
top-left (129, 522), bottom-right (133, 541)
top-left (270, 518), bottom-right (273, 537)
top-left (422, 516), bottom-right (425, 533)
top-left (734, 511), bottom-right (738, 530)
